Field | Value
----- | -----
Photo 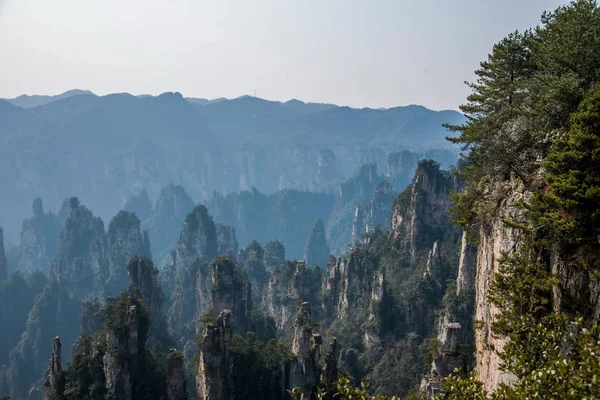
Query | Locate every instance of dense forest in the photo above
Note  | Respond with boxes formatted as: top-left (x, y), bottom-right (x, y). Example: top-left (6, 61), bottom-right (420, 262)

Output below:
top-left (1, 1), bottom-right (600, 399)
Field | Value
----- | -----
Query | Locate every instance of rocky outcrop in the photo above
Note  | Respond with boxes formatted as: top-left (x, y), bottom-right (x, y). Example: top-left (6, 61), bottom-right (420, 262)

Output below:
top-left (216, 223), bottom-right (238, 259)
top-left (456, 231), bottom-right (477, 296)
top-left (351, 180), bottom-right (395, 243)
top-left (196, 310), bottom-right (234, 400)
top-left (323, 250), bottom-right (378, 321)
top-left (171, 205), bottom-right (218, 273)
top-left (167, 349), bottom-right (187, 400)
top-left (263, 261), bottom-right (323, 336)
top-left (105, 211), bottom-right (151, 296)
top-left (103, 304), bottom-right (142, 400)
top-left (238, 241), bottom-right (269, 307)
top-left (169, 206), bottom-right (219, 343)
top-left (289, 302), bottom-right (322, 397)
top-left (211, 258), bottom-right (252, 335)
top-left (238, 240), bottom-right (264, 264)
top-left (391, 160), bottom-right (456, 259)
top-left (145, 184), bottom-right (195, 262)
top-left (263, 241), bottom-right (285, 271)
top-left (304, 219), bottom-right (330, 268)
top-left (51, 197), bottom-right (107, 299)
top-left (43, 337), bottom-right (64, 400)
top-left (321, 338), bottom-right (340, 386)
top-left (473, 183), bottom-right (524, 392)
top-left (127, 256), bottom-right (170, 345)
top-left (0, 227), bottom-right (6, 281)
top-left (420, 321), bottom-right (467, 398)
top-left (16, 198), bottom-right (60, 274)
top-left (424, 241), bottom-right (443, 284)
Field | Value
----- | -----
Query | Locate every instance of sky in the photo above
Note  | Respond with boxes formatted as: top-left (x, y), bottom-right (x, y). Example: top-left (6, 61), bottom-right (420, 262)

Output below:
top-left (0, 0), bottom-right (567, 111)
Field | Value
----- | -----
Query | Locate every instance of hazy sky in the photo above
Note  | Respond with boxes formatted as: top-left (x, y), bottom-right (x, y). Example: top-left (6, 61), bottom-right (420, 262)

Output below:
top-left (0, 0), bottom-right (566, 110)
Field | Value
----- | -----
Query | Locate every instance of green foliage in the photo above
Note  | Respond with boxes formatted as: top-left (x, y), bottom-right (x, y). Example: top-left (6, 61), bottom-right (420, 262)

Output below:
top-left (534, 84), bottom-right (600, 275)
top-left (441, 2), bottom-right (600, 399)
top-left (290, 377), bottom-right (401, 400)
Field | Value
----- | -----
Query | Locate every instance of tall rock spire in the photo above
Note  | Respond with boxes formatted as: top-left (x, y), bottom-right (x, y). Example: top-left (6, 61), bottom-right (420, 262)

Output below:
top-left (304, 219), bottom-right (330, 268)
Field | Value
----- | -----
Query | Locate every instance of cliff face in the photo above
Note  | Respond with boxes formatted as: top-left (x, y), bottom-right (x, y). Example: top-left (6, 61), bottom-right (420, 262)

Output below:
top-left (105, 211), bottom-right (152, 296)
top-left (167, 350), bottom-right (187, 400)
top-left (0, 228), bottom-right (6, 281)
top-left (456, 231), bottom-right (477, 296)
top-left (196, 310), bottom-right (234, 400)
top-left (211, 258), bottom-right (252, 335)
top-left (391, 160), bottom-right (455, 259)
top-left (288, 303), bottom-right (322, 397)
top-left (420, 321), bottom-right (467, 398)
top-left (238, 241), bottom-right (269, 307)
top-left (42, 337), bottom-right (63, 400)
top-left (263, 261), bottom-right (323, 336)
top-left (51, 198), bottom-right (107, 299)
top-left (127, 256), bottom-right (171, 346)
top-left (351, 180), bottom-right (395, 244)
top-left (473, 183), bottom-right (524, 392)
top-left (144, 184), bottom-right (195, 263)
top-left (16, 198), bottom-right (60, 274)
top-left (168, 205), bottom-right (218, 343)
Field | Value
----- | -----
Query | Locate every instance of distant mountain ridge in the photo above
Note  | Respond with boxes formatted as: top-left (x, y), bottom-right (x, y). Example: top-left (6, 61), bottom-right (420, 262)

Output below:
top-left (0, 89), bottom-right (464, 244)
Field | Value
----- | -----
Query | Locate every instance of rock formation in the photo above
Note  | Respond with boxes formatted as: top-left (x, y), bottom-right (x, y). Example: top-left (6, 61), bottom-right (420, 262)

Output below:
top-left (0, 227), bottom-right (6, 281)
top-left (263, 261), bottom-right (323, 336)
top-left (127, 255), bottom-right (171, 345)
top-left (169, 205), bottom-right (219, 343)
top-left (210, 257), bottom-right (252, 335)
top-left (456, 231), bottom-right (477, 296)
top-left (351, 180), bottom-right (395, 243)
top-left (16, 198), bottom-right (60, 274)
top-left (263, 241), bottom-right (285, 271)
top-left (43, 336), bottom-right (64, 400)
top-left (420, 321), bottom-right (467, 398)
top-left (145, 184), bottom-right (195, 262)
top-left (391, 160), bottom-right (456, 259)
top-left (304, 219), bottom-right (330, 268)
top-left (80, 300), bottom-right (103, 336)
top-left (216, 223), bottom-right (238, 259)
top-left (289, 302), bottom-right (322, 397)
top-left (7, 198), bottom-right (153, 400)
top-left (473, 183), bottom-right (523, 392)
top-left (167, 349), bottom-right (187, 400)
top-left (196, 310), bottom-right (234, 400)
top-left (105, 211), bottom-right (151, 296)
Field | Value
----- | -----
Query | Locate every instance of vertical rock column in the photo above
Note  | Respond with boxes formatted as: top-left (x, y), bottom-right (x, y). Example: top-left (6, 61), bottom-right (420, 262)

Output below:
top-left (196, 310), bottom-right (234, 400)
top-left (289, 302), bottom-right (322, 397)
top-left (167, 349), bottom-right (187, 400)
top-left (43, 337), bottom-right (64, 400)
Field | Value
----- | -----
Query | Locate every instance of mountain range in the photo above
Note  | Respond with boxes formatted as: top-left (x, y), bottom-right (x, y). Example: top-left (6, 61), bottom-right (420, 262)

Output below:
top-left (0, 90), bottom-right (464, 243)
